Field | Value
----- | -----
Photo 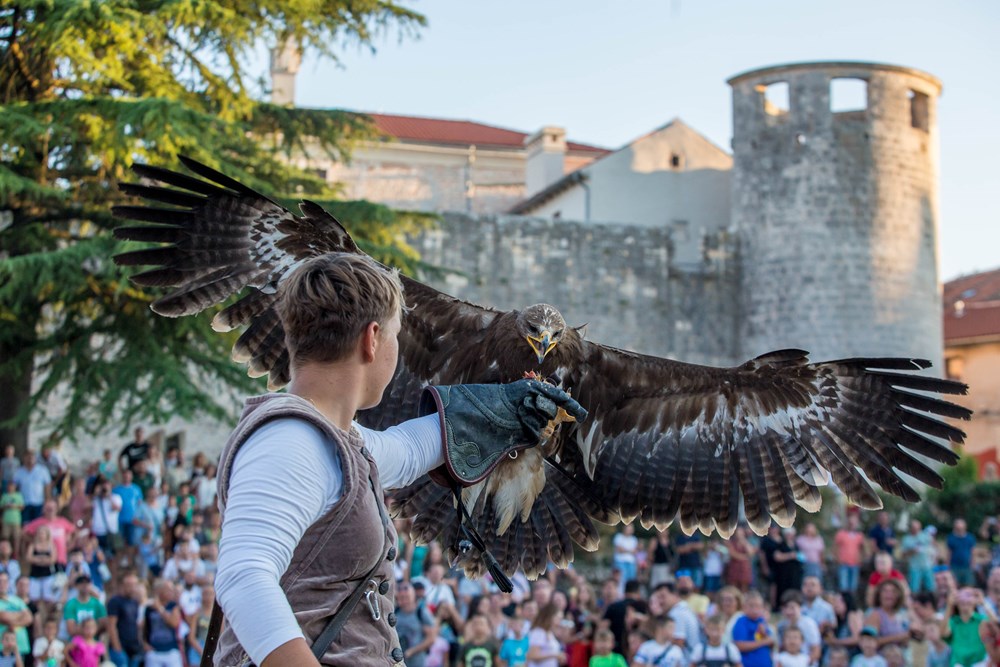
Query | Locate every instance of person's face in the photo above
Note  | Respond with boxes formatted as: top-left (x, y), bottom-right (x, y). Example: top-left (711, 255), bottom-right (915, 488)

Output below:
top-left (15, 579), bottom-right (28, 598)
top-left (522, 600), bottom-right (538, 620)
top-left (0, 542), bottom-right (9, 560)
top-left (878, 512), bottom-right (889, 526)
top-left (828, 653), bottom-right (849, 667)
top-left (910, 520), bottom-right (922, 534)
top-left (677, 576), bottom-right (694, 596)
top-left (134, 428), bottom-right (144, 441)
top-left (366, 311), bottom-right (402, 409)
top-left (848, 514), bottom-right (860, 530)
top-left (860, 636), bottom-right (878, 655)
top-left (782, 601), bottom-right (801, 622)
top-left (875, 555), bottom-right (892, 573)
top-left (396, 584), bottom-right (415, 610)
top-left (43, 621), bottom-right (57, 640)
top-left (935, 570), bottom-right (954, 593)
top-left (803, 577), bottom-right (821, 599)
top-left (118, 575), bottom-right (137, 598)
top-left (784, 631), bottom-right (803, 654)
top-left (593, 635), bottom-right (613, 655)
top-left (879, 583), bottom-right (899, 607)
top-left (954, 519), bottom-right (966, 534)
top-left (533, 580), bottom-right (552, 605)
top-left (719, 591), bottom-right (738, 614)
top-left (2, 446), bottom-right (12, 458)
top-left (43, 500), bottom-right (56, 518)
top-left (428, 564), bottom-right (443, 584)
top-left (1, 634), bottom-right (14, 651)
top-left (706, 623), bottom-right (722, 643)
top-left (744, 597), bottom-right (764, 619)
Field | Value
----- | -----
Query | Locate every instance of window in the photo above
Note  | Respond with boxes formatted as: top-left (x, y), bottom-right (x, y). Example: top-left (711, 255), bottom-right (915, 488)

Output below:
top-left (945, 356), bottom-right (964, 381)
top-left (670, 154), bottom-right (683, 169)
top-left (759, 81), bottom-right (789, 116)
top-left (165, 431), bottom-right (186, 452)
top-left (910, 90), bottom-right (929, 131)
top-left (830, 78), bottom-right (868, 112)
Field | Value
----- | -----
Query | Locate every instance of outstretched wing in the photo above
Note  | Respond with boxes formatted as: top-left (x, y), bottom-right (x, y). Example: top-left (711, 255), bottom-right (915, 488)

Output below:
top-left (113, 156), bottom-right (360, 388)
top-left (562, 346), bottom-right (971, 537)
top-left (112, 156), bottom-right (502, 395)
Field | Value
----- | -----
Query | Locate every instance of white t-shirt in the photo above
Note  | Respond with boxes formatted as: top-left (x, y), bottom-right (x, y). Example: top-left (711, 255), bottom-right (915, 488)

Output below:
top-left (689, 642), bottom-right (741, 666)
top-left (215, 414), bottom-right (442, 667)
top-left (91, 495), bottom-right (122, 536)
top-left (527, 628), bottom-right (563, 667)
top-left (613, 533), bottom-right (639, 564)
top-left (775, 651), bottom-right (810, 667)
top-left (633, 640), bottom-right (685, 667)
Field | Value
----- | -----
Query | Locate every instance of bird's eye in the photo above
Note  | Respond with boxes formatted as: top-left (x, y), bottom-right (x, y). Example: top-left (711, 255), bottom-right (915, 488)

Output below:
top-left (554, 329), bottom-right (563, 337)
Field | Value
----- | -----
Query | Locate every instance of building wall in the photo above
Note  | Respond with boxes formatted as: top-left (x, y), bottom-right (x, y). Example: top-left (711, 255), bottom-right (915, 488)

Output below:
top-left (415, 213), bottom-right (740, 366)
top-left (527, 121), bottom-right (732, 266)
top-left (945, 340), bottom-right (1000, 467)
top-left (730, 62), bottom-right (944, 363)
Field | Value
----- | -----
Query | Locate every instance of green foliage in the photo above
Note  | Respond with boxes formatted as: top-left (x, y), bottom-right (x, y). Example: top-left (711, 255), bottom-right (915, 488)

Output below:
top-left (915, 455), bottom-right (999, 531)
top-left (0, 0), bottom-right (426, 449)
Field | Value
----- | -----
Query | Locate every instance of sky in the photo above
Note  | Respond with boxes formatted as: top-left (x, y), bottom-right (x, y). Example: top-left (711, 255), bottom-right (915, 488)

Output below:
top-left (269, 0), bottom-right (999, 281)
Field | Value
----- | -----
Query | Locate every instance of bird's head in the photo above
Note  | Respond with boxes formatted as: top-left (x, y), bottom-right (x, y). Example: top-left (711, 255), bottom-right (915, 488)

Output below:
top-left (517, 304), bottom-right (566, 364)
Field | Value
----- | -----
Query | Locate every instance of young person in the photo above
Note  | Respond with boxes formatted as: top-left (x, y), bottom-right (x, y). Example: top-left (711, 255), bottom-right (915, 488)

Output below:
top-left (212, 254), bottom-right (583, 667)
top-left (589, 629), bottom-right (627, 667)
top-left (631, 617), bottom-right (684, 667)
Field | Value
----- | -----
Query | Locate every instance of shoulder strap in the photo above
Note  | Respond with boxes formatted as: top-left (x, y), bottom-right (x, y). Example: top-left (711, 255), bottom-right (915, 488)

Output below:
top-left (201, 468), bottom-right (390, 667)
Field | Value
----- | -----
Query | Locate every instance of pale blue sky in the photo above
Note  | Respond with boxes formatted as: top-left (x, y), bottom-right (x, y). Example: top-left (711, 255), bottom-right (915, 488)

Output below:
top-left (276, 0), bottom-right (999, 281)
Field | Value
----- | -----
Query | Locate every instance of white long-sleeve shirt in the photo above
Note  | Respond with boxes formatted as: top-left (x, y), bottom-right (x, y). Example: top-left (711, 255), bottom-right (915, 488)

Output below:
top-left (214, 415), bottom-right (443, 665)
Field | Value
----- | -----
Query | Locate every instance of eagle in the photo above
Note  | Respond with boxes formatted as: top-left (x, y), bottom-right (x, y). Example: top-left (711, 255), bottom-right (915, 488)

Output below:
top-left (112, 156), bottom-right (972, 579)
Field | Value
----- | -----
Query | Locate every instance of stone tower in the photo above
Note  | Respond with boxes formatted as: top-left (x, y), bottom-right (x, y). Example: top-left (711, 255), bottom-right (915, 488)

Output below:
top-left (728, 61), bottom-right (943, 364)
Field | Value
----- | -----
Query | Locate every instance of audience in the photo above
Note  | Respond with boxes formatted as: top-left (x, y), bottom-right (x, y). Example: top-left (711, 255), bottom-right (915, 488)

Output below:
top-left (0, 431), bottom-right (996, 667)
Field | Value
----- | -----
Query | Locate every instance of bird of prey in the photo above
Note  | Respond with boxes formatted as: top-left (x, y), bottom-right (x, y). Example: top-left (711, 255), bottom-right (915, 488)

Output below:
top-left (113, 157), bottom-right (972, 579)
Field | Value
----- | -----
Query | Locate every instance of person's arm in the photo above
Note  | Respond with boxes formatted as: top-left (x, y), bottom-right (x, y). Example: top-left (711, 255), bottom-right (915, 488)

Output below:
top-left (215, 419), bottom-right (340, 667)
top-left (353, 415), bottom-right (443, 490)
top-left (107, 613), bottom-right (122, 652)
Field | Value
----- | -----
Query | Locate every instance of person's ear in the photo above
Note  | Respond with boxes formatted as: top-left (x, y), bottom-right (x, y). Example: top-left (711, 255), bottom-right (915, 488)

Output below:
top-left (360, 321), bottom-right (380, 362)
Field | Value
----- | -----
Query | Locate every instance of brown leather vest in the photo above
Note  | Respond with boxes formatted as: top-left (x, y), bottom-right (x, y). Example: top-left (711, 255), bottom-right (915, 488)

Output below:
top-left (214, 393), bottom-right (401, 666)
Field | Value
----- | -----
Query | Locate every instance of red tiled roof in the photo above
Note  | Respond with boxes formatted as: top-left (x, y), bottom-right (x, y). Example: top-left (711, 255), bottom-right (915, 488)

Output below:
top-left (366, 112), bottom-right (608, 154)
top-left (943, 267), bottom-right (1000, 342)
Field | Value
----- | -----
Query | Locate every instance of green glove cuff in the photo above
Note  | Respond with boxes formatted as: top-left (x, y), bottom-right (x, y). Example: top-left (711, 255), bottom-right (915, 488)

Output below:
top-left (420, 380), bottom-right (586, 487)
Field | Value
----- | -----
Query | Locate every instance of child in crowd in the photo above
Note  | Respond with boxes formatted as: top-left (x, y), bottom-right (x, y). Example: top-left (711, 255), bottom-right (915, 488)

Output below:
top-left (632, 617), bottom-right (685, 667)
top-left (825, 647), bottom-right (849, 667)
top-left (775, 627), bottom-right (808, 667)
top-left (689, 615), bottom-right (741, 667)
top-left (0, 630), bottom-right (21, 667)
top-left (924, 622), bottom-right (950, 667)
top-left (589, 629), bottom-right (626, 667)
top-left (31, 619), bottom-right (64, 666)
top-left (500, 620), bottom-right (530, 667)
top-left (849, 628), bottom-right (886, 667)
top-left (66, 617), bottom-right (106, 667)
top-left (459, 615), bottom-right (499, 667)
top-left (879, 646), bottom-right (903, 667)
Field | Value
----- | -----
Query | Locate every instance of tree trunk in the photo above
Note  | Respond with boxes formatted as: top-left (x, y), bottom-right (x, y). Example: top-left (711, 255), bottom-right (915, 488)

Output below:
top-left (0, 336), bottom-right (34, 456)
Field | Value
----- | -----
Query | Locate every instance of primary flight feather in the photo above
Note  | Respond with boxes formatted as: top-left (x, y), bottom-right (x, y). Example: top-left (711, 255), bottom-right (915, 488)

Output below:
top-left (112, 157), bottom-right (972, 579)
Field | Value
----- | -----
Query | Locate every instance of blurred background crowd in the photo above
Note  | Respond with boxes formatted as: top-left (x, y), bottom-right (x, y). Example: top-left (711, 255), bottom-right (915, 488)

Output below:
top-left (0, 429), bottom-right (997, 667)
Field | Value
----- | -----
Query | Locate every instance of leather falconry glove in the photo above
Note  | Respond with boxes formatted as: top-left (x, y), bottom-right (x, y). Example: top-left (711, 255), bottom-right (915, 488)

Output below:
top-left (420, 379), bottom-right (587, 488)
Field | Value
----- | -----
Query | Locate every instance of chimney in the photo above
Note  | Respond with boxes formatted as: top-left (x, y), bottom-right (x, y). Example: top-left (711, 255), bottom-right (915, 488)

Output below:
top-left (270, 39), bottom-right (301, 106)
top-left (524, 126), bottom-right (567, 197)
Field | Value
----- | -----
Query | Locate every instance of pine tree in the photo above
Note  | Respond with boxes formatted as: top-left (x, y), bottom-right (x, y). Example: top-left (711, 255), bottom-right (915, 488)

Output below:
top-left (0, 2), bottom-right (430, 452)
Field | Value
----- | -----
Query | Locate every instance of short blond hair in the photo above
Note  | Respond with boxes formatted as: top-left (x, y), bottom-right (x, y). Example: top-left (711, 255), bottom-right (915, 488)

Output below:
top-left (278, 253), bottom-right (404, 366)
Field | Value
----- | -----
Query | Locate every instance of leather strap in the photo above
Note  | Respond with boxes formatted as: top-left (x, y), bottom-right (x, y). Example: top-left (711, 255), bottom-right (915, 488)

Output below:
top-left (200, 468), bottom-right (390, 667)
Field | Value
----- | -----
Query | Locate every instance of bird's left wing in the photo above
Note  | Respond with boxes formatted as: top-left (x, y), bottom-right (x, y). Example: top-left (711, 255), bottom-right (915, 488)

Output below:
top-left (113, 156), bottom-right (362, 389)
top-left (564, 346), bottom-right (971, 538)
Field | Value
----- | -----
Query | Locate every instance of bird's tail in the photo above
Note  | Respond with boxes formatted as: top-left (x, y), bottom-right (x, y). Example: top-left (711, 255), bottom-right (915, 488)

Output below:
top-left (387, 461), bottom-right (608, 580)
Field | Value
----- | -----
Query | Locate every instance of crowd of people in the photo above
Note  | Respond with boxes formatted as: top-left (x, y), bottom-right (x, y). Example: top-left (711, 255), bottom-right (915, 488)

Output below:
top-left (0, 431), bottom-right (998, 667)
top-left (390, 513), bottom-right (1000, 667)
top-left (0, 430), bottom-right (218, 667)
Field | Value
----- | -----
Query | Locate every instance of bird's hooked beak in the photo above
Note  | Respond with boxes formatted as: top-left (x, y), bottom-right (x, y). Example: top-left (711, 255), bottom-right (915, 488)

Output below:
top-left (526, 330), bottom-right (557, 364)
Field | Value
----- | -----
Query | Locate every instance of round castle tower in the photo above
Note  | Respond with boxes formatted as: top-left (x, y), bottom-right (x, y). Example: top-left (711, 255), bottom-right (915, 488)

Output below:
top-left (728, 62), bottom-right (943, 364)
